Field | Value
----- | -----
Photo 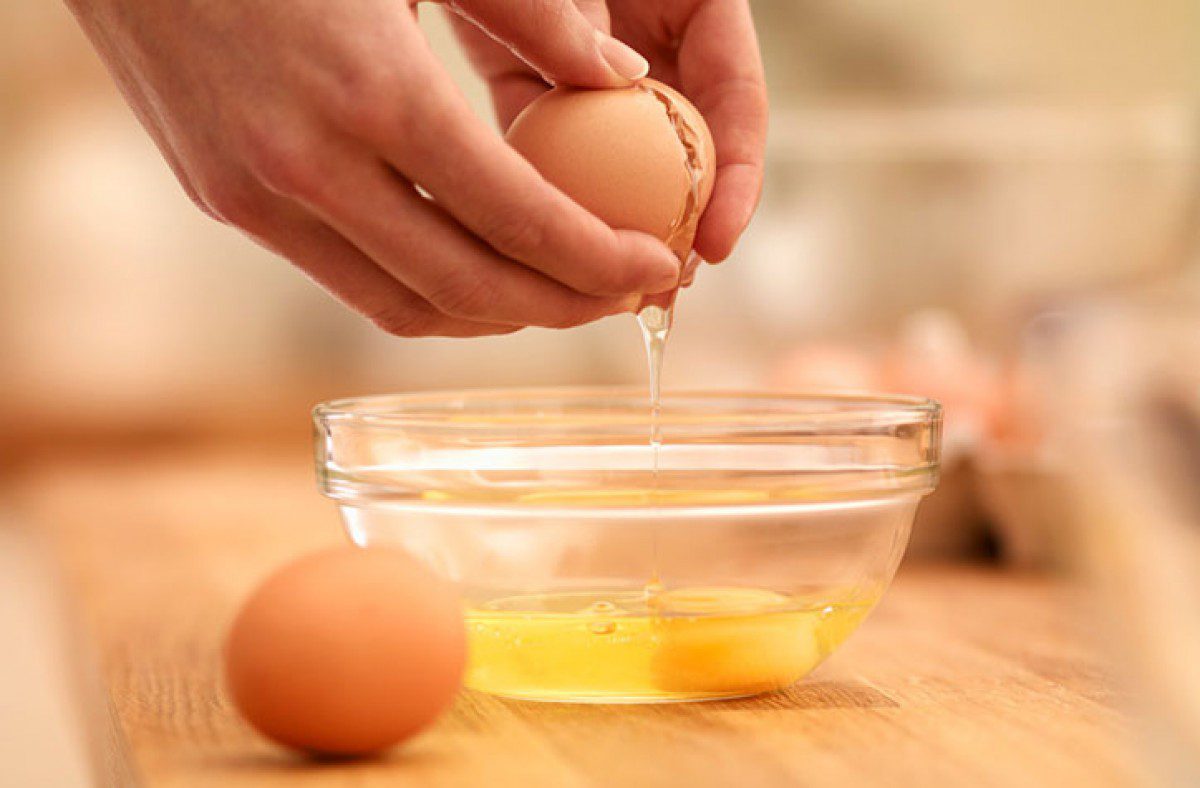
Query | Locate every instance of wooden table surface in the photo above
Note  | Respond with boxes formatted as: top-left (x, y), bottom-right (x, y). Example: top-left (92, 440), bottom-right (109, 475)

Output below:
top-left (7, 448), bottom-right (1141, 787)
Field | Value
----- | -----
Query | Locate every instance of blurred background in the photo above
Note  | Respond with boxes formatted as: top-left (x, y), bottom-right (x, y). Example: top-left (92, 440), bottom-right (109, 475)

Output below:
top-left (2, 1), bottom-right (1200, 781)
top-left (2, 0), bottom-right (1198, 558)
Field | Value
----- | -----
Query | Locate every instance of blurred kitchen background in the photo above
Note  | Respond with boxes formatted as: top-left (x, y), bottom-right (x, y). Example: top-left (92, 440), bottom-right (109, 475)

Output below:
top-left (3, 3), bottom-right (1200, 781)
top-left (2, 0), bottom-right (1198, 561)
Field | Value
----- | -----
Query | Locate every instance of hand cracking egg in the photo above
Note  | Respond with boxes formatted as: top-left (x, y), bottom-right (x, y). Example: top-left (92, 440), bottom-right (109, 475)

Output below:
top-left (224, 547), bottom-right (465, 757)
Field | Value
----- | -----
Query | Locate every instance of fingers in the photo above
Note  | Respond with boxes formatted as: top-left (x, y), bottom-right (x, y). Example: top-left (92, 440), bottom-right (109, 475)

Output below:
top-left (220, 183), bottom-right (521, 338)
top-left (695, 160), bottom-right (762, 264)
top-left (449, 0), bottom-right (645, 87)
top-left (675, 0), bottom-right (767, 262)
top-left (448, 0), bottom-right (614, 127)
top-left (341, 30), bottom-right (681, 299)
top-left (447, 14), bottom-right (549, 128)
top-left (252, 136), bottom-right (642, 329)
top-left (573, 0), bottom-right (613, 31)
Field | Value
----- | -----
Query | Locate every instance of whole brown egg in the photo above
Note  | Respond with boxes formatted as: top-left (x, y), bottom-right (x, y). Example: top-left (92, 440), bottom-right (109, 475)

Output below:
top-left (224, 547), bottom-right (465, 756)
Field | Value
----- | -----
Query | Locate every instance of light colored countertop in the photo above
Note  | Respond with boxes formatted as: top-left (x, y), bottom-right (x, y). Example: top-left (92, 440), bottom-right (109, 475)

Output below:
top-left (8, 449), bottom-right (1139, 787)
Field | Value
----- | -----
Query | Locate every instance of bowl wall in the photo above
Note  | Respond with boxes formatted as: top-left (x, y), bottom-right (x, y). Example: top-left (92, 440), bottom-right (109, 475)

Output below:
top-left (316, 389), bottom-right (940, 701)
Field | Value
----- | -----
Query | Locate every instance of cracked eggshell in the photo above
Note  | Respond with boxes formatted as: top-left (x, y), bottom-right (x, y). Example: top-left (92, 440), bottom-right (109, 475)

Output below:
top-left (505, 79), bottom-right (716, 248)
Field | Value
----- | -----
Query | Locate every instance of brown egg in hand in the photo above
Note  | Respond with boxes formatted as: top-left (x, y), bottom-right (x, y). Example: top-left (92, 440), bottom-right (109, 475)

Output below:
top-left (224, 547), bottom-right (465, 757)
top-left (506, 78), bottom-right (717, 262)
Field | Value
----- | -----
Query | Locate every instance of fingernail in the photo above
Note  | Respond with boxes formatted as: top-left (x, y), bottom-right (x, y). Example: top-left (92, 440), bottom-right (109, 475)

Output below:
top-left (595, 30), bottom-right (649, 82)
top-left (605, 295), bottom-right (641, 317)
top-left (648, 261), bottom-right (681, 293)
top-left (737, 199), bottom-right (759, 238)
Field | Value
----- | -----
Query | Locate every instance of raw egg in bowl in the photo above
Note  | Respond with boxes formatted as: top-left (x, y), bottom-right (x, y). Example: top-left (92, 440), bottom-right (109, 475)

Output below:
top-left (314, 388), bottom-right (942, 703)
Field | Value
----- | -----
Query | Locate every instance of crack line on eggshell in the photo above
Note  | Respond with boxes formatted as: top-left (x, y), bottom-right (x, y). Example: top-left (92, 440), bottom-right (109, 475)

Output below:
top-left (639, 83), bottom-right (704, 270)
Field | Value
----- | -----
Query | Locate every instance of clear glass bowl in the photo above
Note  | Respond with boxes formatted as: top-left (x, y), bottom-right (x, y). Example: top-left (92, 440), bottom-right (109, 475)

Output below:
top-left (314, 388), bottom-right (941, 703)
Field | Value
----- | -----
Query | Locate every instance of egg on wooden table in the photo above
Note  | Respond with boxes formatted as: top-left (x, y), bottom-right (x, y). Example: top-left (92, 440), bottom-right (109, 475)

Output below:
top-left (224, 547), bottom-right (465, 757)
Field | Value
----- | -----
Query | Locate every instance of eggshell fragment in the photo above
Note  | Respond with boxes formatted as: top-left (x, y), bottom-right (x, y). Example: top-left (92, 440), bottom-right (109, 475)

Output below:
top-left (224, 547), bottom-right (465, 756)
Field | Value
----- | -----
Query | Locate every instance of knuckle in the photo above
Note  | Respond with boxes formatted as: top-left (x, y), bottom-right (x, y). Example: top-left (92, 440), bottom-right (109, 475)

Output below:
top-left (536, 295), bottom-right (609, 330)
top-left (528, 0), bottom-right (567, 37)
top-left (313, 23), bottom-right (423, 140)
top-left (558, 237), bottom-right (647, 295)
top-left (545, 313), bottom-right (587, 330)
top-left (367, 303), bottom-right (436, 338)
top-left (479, 205), bottom-right (548, 262)
top-left (195, 175), bottom-right (259, 229)
top-left (329, 67), bottom-right (398, 140)
top-left (189, 192), bottom-right (222, 223)
top-left (238, 124), bottom-right (322, 199)
top-left (425, 271), bottom-right (498, 320)
top-left (574, 258), bottom-right (638, 295)
top-left (394, 92), bottom-right (457, 162)
top-left (340, 100), bottom-right (393, 142)
top-left (551, 303), bottom-right (606, 329)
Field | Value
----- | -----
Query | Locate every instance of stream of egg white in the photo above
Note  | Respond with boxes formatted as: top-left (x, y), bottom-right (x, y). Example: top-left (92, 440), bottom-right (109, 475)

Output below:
top-left (632, 82), bottom-right (705, 612)
top-left (636, 303), bottom-right (670, 606)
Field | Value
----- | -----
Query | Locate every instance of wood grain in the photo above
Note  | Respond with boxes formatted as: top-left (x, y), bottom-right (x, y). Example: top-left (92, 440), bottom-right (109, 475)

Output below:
top-left (8, 449), bottom-right (1141, 787)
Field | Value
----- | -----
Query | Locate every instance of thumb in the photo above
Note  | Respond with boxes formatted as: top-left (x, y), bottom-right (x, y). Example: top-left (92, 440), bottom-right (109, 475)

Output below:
top-left (448, 0), bottom-right (648, 87)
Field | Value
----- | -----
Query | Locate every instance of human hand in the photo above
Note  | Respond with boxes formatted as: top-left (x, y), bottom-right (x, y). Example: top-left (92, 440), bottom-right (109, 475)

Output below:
top-left (67, 0), bottom-right (687, 336)
top-left (452, 0), bottom-right (768, 265)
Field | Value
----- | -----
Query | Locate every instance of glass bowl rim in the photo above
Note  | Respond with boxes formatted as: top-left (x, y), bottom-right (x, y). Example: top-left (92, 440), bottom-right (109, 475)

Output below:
top-left (313, 386), bottom-right (941, 434)
top-left (314, 387), bottom-right (942, 511)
